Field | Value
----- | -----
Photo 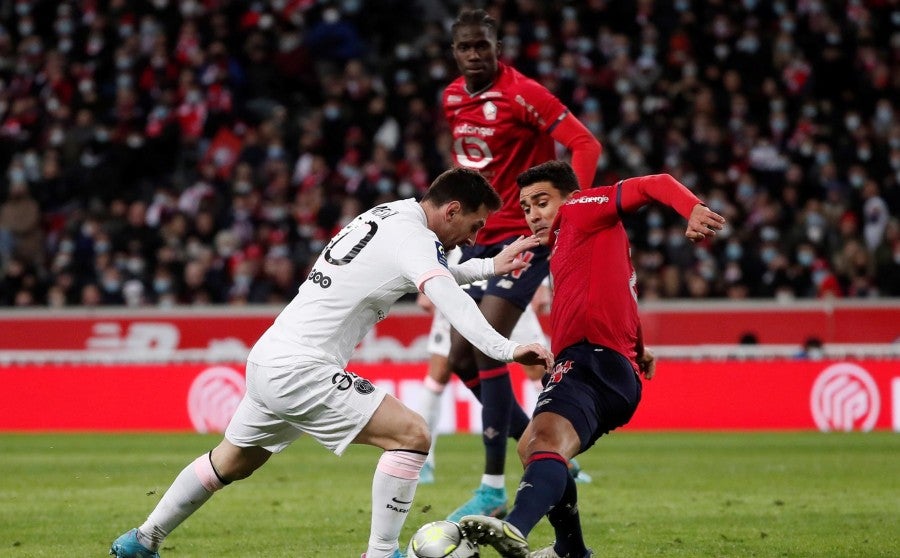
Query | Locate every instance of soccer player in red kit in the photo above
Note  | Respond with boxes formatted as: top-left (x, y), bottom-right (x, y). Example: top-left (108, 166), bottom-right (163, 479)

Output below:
top-left (441, 9), bottom-right (602, 521)
top-left (461, 161), bottom-right (726, 557)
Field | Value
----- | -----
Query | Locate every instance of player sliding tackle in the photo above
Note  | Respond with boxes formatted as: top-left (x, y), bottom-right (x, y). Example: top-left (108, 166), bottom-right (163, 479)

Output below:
top-left (460, 161), bottom-right (726, 558)
top-left (110, 167), bottom-right (553, 558)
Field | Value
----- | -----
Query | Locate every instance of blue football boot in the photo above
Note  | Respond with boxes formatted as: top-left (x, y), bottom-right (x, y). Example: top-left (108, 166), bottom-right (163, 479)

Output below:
top-left (109, 528), bottom-right (160, 558)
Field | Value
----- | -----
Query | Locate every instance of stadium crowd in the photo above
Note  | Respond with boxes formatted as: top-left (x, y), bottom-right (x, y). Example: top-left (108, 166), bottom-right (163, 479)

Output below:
top-left (0, 0), bottom-right (898, 308)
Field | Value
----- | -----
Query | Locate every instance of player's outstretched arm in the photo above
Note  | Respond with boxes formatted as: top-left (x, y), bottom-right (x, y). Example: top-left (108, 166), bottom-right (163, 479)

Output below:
top-left (493, 235), bottom-right (541, 275)
top-left (512, 342), bottom-right (554, 370)
top-left (423, 275), bottom-right (519, 363)
top-left (685, 203), bottom-right (726, 243)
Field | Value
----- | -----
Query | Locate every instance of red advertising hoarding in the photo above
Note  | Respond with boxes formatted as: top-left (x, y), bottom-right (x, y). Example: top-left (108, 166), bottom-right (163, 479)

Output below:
top-left (1, 360), bottom-right (896, 433)
top-left (0, 301), bottom-right (897, 360)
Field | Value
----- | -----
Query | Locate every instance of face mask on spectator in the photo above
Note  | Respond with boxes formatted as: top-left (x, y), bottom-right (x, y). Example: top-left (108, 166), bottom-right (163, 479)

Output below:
top-left (724, 262), bottom-right (742, 283)
top-left (324, 105), bottom-right (341, 120)
top-left (770, 117), bottom-right (787, 133)
top-left (577, 37), bottom-right (592, 54)
top-left (180, 1), bottom-right (199, 17)
top-left (875, 104), bottom-right (893, 125)
top-left (102, 279), bottom-right (122, 292)
top-left (799, 141), bottom-right (814, 157)
top-left (267, 145), bottom-right (284, 160)
top-left (797, 250), bottom-right (815, 267)
top-left (775, 287), bottom-right (795, 302)
top-left (726, 242), bottom-right (743, 261)
top-left (714, 44), bottom-right (729, 60)
top-left (376, 177), bottom-right (394, 194)
top-left (812, 270), bottom-right (828, 286)
top-left (761, 246), bottom-right (778, 264)
top-left (55, 18), bottom-right (74, 35)
top-left (323, 8), bottom-right (340, 23)
top-left (127, 257), bottom-right (145, 275)
top-left (737, 34), bottom-right (759, 53)
top-left (8, 168), bottom-right (26, 184)
top-left (737, 182), bottom-right (755, 200)
top-left (154, 278), bottom-right (172, 293)
top-left (429, 63), bottom-right (447, 80)
top-left (806, 225), bottom-right (824, 244)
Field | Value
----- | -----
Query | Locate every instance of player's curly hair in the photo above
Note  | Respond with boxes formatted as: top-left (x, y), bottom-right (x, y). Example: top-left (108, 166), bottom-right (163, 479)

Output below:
top-left (423, 167), bottom-right (502, 212)
top-left (516, 160), bottom-right (580, 194)
top-left (451, 9), bottom-right (498, 39)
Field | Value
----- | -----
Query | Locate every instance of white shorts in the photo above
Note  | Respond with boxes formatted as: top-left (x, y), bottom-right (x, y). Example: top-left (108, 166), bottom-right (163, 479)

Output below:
top-left (225, 361), bottom-right (387, 456)
top-left (426, 304), bottom-right (548, 357)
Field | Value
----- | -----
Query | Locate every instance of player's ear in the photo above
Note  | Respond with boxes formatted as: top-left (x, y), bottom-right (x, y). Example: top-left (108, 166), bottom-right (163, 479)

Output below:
top-left (446, 200), bottom-right (461, 220)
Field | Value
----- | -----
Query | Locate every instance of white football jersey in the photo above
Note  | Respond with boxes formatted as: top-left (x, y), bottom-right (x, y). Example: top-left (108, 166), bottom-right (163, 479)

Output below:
top-left (248, 199), bottom-right (453, 368)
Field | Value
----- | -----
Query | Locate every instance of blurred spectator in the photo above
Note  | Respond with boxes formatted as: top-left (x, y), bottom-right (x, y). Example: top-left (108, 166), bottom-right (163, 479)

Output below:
top-left (0, 0), bottom-right (897, 307)
top-left (796, 336), bottom-right (825, 360)
top-left (739, 332), bottom-right (760, 345)
top-left (0, 179), bottom-right (43, 269)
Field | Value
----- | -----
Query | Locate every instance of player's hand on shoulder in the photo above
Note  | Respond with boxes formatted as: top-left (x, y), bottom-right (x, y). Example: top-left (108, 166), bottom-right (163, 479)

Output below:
top-left (685, 204), bottom-right (726, 243)
top-left (637, 347), bottom-right (656, 380)
top-left (494, 235), bottom-right (541, 275)
top-left (513, 342), bottom-right (554, 370)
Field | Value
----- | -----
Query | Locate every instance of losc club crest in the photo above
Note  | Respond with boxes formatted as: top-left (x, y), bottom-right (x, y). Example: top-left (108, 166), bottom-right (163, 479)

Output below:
top-left (188, 366), bottom-right (246, 433)
top-left (810, 363), bottom-right (880, 432)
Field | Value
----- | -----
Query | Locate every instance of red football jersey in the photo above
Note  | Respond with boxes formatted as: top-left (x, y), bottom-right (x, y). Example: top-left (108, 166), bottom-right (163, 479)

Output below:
top-left (443, 62), bottom-right (568, 245)
top-left (548, 175), bottom-right (701, 371)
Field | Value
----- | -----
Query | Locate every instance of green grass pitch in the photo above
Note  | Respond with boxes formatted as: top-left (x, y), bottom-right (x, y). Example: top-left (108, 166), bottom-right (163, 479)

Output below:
top-left (0, 432), bottom-right (897, 557)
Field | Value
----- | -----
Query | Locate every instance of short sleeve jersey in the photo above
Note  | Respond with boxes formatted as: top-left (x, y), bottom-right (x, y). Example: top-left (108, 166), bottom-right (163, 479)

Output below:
top-left (248, 199), bottom-right (451, 368)
top-left (443, 62), bottom-right (568, 245)
top-left (547, 185), bottom-right (641, 371)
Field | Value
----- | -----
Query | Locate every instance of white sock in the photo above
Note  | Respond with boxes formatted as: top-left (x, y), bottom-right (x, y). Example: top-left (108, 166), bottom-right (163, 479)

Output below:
top-left (420, 376), bottom-right (446, 467)
top-left (481, 474), bottom-right (505, 489)
top-left (137, 453), bottom-right (226, 550)
top-left (368, 450), bottom-right (426, 557)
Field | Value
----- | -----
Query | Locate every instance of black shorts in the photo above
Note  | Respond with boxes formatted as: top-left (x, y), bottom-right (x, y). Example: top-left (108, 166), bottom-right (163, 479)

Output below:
top-left (533, 342), bottom-right (642, 452)
top-left (458, 235), bottom-right (550, 310)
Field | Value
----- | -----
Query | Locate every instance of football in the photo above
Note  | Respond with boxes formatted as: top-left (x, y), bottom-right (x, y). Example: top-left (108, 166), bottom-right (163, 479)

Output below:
top-left (406, 520), bottom-right (479, 558)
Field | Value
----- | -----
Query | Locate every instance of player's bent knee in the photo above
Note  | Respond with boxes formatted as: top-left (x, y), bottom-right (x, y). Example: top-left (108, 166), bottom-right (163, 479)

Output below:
top-left (211, 443), bottom-right (271, 482)
top-left (399, 412), bottom-right (431, 453)
top-left (516, 438), bottom-right (529, 465)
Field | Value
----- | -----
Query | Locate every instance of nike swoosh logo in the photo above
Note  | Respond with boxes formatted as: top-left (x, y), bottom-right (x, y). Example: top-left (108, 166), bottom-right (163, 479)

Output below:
top-left (392, 497), bottom-right (413, 504)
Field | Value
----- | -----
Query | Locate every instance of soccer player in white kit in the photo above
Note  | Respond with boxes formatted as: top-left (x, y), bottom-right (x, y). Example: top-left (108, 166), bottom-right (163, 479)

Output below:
top-left (110, 167), bottom-right (554, 558)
